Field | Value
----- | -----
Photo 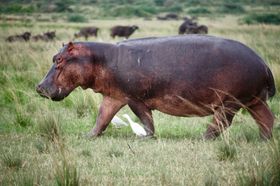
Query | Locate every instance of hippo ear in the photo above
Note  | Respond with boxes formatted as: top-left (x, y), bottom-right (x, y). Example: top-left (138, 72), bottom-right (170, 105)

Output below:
top-left (67, 42), bottom-right (74, 52)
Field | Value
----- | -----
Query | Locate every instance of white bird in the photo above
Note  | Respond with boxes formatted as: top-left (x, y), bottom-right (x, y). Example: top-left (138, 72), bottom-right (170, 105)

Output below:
top-left (111, 115), bottom-right (128, 128)
top-left (122, 114), bottom-right (147, 137)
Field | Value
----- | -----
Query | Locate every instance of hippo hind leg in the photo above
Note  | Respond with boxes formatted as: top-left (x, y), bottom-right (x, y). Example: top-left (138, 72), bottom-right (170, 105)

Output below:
top-left (204, 104), bottom-right (241, 140)
top-left (128, 100), bottom-right (154, 136)
top-left (248, 101), bottom-right (274, 140)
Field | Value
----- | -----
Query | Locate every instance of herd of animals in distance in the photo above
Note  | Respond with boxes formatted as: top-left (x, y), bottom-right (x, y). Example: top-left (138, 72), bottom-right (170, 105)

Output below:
top-left (6, 14), bottom-right (208, 42)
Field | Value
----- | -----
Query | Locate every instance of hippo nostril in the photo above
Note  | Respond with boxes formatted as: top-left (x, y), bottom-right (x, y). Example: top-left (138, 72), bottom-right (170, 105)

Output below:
top-left (36, 84), bottom-right (43, 94)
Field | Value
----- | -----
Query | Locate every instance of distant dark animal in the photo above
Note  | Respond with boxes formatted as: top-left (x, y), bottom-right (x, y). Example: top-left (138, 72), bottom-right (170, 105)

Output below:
top-left (32, 31), bottom-right (56, 42)
top-left (157, 13), bottom-right (179, 20)
top-left (32, 34), bottom-right (46, 41)
top-left (179, 18), bottom-right (208, 35)
top-left (37, 35), bottom-right (275, 140)
top-left (6, 32), bottom-right (31, 42)
top-left (44, 31), bottom-right (56, 41)
top-left (165, 13), bottom-right (178, 20)
top-left (110, 25), bottom-right (139, 39)
top-left (74, 27), bottom-right (99, 40)
top-left (179, 19), bottom-right (198, 34)
top-left (183, 16), bottom-right (197, 21)
top-left (184, 25), bottom-right (208, 34)
top-left (157, 16), bottom-right (168, 20)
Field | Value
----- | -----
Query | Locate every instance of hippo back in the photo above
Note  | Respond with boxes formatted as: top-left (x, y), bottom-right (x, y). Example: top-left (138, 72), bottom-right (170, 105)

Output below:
top-left (112, 35), bottom-right (272, 104)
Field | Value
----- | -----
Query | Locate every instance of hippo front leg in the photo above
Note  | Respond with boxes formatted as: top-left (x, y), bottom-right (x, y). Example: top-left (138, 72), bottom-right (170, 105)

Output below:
top-left (128, 100), bottom-right (154, 136)
top-left (88, 96), bottom-right (126, 138)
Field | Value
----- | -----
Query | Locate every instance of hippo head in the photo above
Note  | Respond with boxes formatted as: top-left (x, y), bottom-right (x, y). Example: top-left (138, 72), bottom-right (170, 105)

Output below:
top-left (132, 25), bottom-right (139, 31)
top-left (36, 42), bottom-right (93, 101)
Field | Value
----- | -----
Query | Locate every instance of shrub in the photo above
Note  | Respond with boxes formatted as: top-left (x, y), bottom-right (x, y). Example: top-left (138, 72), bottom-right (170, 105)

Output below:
top-left (55, 0), bottom-right (74, 12)
top-left (67, 14), bottom-right (87, 23)
top-left (154, 0), bottom-right (165, 6)
top-left (165, 3), bottom-right (183, 12)
top-left (242, 13), bottom-right (280, 25)
top-left (108, 5), bottom-right (158, 17)
top-left (188, 7), bottom-right (211, 15)
top-left (0, 4), bottom-right (35, 14)
top-left (218, 3), bottom-right (245, 14)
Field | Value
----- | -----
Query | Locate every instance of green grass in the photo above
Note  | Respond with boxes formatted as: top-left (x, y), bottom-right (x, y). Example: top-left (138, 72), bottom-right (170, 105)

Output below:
top-left (216, 141), bottom-right (237, 161)
top-left (0, 12), bottom-right (280, 185)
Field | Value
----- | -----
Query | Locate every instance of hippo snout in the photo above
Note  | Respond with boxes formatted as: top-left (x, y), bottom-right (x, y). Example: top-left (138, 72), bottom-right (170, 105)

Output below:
top-left (36, 84), bottom-right (43, 94)
top-left (36, 84), bottom-right (51, 99)
top-left (36, 83), bottom-right (67, 101)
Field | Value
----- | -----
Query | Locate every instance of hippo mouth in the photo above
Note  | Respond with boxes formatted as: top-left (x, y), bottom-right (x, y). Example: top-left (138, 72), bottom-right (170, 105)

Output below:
top-left (36, 86), bottom-right (67, 101)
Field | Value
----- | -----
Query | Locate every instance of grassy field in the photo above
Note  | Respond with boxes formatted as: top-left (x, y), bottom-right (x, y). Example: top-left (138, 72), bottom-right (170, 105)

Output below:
top-left (0, 15), bottom-right (280, 185)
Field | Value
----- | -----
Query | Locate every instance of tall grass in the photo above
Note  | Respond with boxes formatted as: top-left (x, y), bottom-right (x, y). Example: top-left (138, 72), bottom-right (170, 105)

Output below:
top-left (238, 140), bottom-right (280, 185)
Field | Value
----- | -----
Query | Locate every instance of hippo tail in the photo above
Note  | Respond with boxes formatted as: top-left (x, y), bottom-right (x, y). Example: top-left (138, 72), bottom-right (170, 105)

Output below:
top-left (266, 67), bottom-right (276, 98)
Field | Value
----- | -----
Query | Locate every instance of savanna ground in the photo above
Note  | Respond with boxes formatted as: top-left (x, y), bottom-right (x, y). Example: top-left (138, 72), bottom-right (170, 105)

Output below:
top-left (0, 13), bottom-right (280, 185)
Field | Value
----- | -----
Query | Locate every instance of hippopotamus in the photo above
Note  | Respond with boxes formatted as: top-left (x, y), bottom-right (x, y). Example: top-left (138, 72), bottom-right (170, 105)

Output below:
top-left (36, 35), bottom-right (276, 139)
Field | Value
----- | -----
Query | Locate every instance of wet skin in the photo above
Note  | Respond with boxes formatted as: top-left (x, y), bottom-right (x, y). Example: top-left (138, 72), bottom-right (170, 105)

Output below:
top-left (36, 35), bottom-right (276, 139)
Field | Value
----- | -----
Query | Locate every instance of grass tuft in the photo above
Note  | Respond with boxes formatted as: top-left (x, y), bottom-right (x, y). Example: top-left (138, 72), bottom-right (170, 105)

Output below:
top-left (15, 110), bottom-right (33, 127)
top-left (1, 152), bottom-right (22, 169)
top-left (204, 174), bottom-right (218, 186)
top-left (216, 141), bottom-right (237, 161)
top-left (55, 159), bottom-right (79, 186)
top-left (238, 140), bottom-right (280, 185)
top-left (81, 149), bottom-right (91, 157)
top-left (38, 115), bottom-right (61, 142)
top-left (15, 172), bottom-right (35, 186)
top-left (107, 148), bottom-right (124, 158)
top-left (34, 139), bottom-right (48, 153)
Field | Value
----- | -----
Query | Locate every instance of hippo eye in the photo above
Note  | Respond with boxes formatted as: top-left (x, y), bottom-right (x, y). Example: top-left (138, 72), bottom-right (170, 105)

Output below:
top-left (57, 57), bottom-right (63, 64)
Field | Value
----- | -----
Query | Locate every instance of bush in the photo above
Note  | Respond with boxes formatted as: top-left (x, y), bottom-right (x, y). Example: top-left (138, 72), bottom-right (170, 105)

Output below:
top-left (67, 14), bottom-right (87, 23)
top-left (0, 4), bottom-right (35, 14)
top-left (108, 5), bottom-right (158, 17)
top-left (188, 7), bottom-right (211, 15)
top-left (218, 3), bottom-right (245, 14)
top-left (242, 13), bottom-right (280, 25)
top-left (55, 1), bottom-right (73, 12)
top-left (165, 3), bottom-right (183, 12)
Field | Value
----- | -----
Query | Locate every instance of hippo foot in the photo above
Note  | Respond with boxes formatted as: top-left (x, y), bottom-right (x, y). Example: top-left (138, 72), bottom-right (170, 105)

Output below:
top-left (139, 134), bottom-right (157, 140)
top-left (203, 132), bottom-right (219, 140)
top-left (82, 131), bottom-right (102, 140)
top-left (260, 133), bottom-right (272, 141)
